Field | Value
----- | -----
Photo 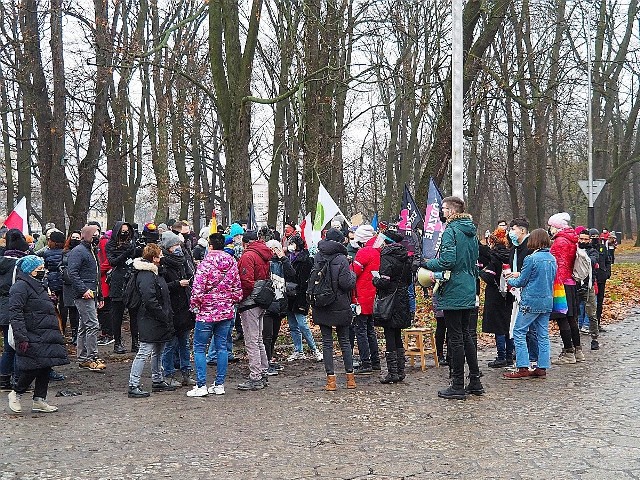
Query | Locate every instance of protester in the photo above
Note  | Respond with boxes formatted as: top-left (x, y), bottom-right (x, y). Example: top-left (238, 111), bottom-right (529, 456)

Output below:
top-left (423, 196), bottom-right (482, 400)
top-left (60, 232), bottom-right (81, 344)
top-left (0, 229), bottom-right (31, 391)
top-left (311, 229), bottom-right (357, 391)
top-left (105, 222), bottom-right (137, 353)
top-left (479, 229), bottom-right (514, 368)
top-left (373, 231), bottom-right (411, 383)
top-left (547, 212), bottom-right (583, 365)
top-left (576, 230), bottom-right (600, 350)
top-left (263, 240), bottom-right (295, 375)
top-left (127, 244), bottom-right (176, 398)
top-left (67, 224), bottom-right (106, 372)
top-left (601, 229), bottom-right (616, 264)
top-left (7, 255), bottom-right (69, 413)
top-left (285, 234), bottom-right (323, 362)
top-left (590, 228), bottom-right (612, 337)
top-left (236, 231), bottom-right (273, 391)
top-left (351, 224), bottom-right (381, 374)
top-left (503, 229), bottom-right (557, 379)
top-left (159, 232), bottom-right (196, 387)
top-left (96, 229), bottom-right (113, 347)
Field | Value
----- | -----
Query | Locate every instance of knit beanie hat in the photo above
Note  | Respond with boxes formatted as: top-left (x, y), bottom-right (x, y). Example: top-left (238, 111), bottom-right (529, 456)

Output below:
top-left (547, 212), bottom-right (570, 229)
top-left (229, 223), bottom-right (245, 238)
top-left (161, 231), bottom-right (182, 249)
top-left (49, 231), bottom-right (66, 244)
top-left (242, 230), bottom-right (258, 243)
top-left (5, 229), bottom-right (30, 252)
top-left (354, 225), bottom-right (376, 244)
top-left (325, 228), bottom-right (344, 243)
top-left (266, 239), bottom-right (283, 253)
top-left (19, 255), bottom-right (44, 274)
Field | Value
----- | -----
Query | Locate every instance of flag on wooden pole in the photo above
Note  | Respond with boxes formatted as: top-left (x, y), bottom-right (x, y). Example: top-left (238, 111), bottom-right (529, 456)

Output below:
top-left (4, 197), bottom-right (28, 233)
top-left (209, 210), bottom-right (218, 234)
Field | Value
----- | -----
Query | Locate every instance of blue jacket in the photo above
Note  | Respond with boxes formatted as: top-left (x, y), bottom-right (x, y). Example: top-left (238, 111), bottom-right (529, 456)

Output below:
top-left (507, 248), bottom-right (557, 313)
top-left (67, 241), bottom-right (100, 299)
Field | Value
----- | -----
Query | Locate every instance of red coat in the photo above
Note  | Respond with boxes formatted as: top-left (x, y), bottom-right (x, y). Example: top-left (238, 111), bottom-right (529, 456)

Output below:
top-left (237, 241), bottom-right (272, 300)
top-left (351, 237), bottom-right (381, 315)
top-left (97, 235), bottom-right (111, 298)
top-left (550, 227), bottom-right (577, 285)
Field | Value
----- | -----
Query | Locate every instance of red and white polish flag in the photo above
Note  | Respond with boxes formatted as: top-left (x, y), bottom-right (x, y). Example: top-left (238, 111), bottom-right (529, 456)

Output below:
top-left (4, 197), bottom-right (29, 233)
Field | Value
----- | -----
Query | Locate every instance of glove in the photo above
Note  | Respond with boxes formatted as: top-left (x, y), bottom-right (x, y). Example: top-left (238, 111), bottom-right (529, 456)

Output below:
top-left (49, 292), bottom-right (58, 304)
top-left (18, 341), bottom-right (29, 354)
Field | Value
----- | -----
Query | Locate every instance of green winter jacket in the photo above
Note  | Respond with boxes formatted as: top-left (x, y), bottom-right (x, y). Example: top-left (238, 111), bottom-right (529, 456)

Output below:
top-left (424, 213), bottom-right (478, 310)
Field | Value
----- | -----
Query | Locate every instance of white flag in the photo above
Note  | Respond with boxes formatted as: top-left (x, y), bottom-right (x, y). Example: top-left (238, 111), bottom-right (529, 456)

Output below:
top-left (313, 182), bottom-right (340, 232)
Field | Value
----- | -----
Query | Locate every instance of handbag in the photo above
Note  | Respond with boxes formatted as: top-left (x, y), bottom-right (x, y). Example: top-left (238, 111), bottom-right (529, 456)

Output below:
top-left (253, 279), bottom-right (276, 308)
top-left (373, 288), bottom-right (397, 321)
top-left (552, 279), bottom-right (568, 314)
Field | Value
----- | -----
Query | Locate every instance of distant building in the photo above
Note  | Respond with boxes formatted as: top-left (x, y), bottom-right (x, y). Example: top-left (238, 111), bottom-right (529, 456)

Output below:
top-left (253, 177), bottom-right (269, 226)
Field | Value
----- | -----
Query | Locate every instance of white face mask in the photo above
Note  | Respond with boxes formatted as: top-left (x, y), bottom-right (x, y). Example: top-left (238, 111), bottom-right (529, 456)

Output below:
top-left (287, 244), bottom-right (296, 252)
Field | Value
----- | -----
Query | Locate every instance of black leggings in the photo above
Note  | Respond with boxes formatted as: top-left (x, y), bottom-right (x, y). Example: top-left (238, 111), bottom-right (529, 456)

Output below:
top-left (262, 313), bottom-right (282, 360)
top-left (596, 281), bottom-right (606, 321)
top-left (98, 297), bottom-right (112, 336)
top-left (383, 327), bottom-right (403, 352)
top-left (435, 316), bottom-right (447, 358)
top-left (556, 315), bottom-right (580, 349)
top-left (59, 305), bottom-right (79, 336)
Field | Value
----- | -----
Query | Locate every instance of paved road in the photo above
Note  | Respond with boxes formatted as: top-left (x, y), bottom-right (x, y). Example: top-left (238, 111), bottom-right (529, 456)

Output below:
top-left (2, 310), bottom-right (640, 479)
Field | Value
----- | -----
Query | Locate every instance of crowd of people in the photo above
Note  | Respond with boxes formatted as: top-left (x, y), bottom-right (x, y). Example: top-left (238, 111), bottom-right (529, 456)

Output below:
top-left (0, 199), bottom-right (619, 412)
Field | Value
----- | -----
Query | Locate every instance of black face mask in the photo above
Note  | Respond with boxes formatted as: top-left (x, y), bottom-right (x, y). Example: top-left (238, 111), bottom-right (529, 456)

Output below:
top-left (591, 239), bottom-right (600, 248)
top-left (578, 242), bottom-right (590, 249)
top-left (92, 237), bottom-right (100, 246)
top-left (119, 231), bottom-right (130, 239)
top-left (69, 239), bottom-right (81, 248)
top-left (34, 270), bottom-right (46, 281)
top-left (439, 212), bottom-right (447, 223)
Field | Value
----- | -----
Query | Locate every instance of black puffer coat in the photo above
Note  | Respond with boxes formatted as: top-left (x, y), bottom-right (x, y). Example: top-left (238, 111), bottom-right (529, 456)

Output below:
top-left (373, 243), bottom-right (411, 329)
top-left (286, 249), bottom-right (313, 314)
top-left (42, 248), bottom-right (64, 293)
top-left (105, 221), bottom-right (136, 300)
top-left (8, 272), bottom-right (69, 370)
top-left (310, 240), bottom-right (356, 327)
top-left (0, 252), bottom-right (23, 326)
top-left (160, 250), bottom-right (195, 333)
top-left (134, 258), bottom-right (174, 343)
top-left (479, 244), bottom-right (513, 335)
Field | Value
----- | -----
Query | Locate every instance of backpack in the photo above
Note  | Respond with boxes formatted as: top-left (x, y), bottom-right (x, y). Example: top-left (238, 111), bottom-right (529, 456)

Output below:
top-left (306, 259), bottom-right (337, 308)
top-left (123, 270), bottom-right (141, 310)
top-left (572, 247), bottom-right (591, 282)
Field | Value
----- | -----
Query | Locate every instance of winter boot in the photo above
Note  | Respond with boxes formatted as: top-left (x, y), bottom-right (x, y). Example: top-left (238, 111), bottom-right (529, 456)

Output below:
top-left (552, 348), bottom-right (577, 365)
top-left (380, 351), bottom-right (399, 384)
top-left (325, 375), bottom-right (337, 391)
top-left (396, 347), bottom-right (406, 381)
top-left (574, 346), bottom-right (585, 362)
top-left (464, 374), bottom-right (485, 396)
top-left (437, 384), bottom-right (466, 400)
top-left (345, 372), bottom-right (356, 389)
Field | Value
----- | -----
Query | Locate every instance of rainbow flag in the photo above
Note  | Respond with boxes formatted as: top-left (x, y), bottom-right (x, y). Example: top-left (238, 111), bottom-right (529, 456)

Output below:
top-left (552, 279), bottom-right (568, 314)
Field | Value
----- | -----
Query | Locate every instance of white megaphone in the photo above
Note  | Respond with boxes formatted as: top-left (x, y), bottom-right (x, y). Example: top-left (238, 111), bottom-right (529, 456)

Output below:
top-left (417, 268), bottom-right (451, 291)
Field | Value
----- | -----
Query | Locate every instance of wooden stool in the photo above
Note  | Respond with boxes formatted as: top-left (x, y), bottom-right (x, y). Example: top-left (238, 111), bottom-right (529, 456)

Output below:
top-left (403, 327), bottom-right (439, 371)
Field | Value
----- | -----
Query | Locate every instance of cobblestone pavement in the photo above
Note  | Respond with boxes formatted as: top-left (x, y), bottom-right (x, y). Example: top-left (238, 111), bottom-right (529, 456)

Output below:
top-left (3, 310), bottom-right (640, 479)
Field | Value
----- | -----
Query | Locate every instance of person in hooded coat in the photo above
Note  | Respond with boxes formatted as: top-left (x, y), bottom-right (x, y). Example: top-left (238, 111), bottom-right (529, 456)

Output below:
top-left (127, 244), bottom-right (175, 398)
top-left (479, 229), bottom-right (515, 367)
top-left (372, 231), bottom-right (412, 384)
top-left (60, 232), bottom-right (82, 344)
top-left (424, 196), bottom-right (483, 400)
top-left (7, 255), bottom-right (69, 413)
top-left (105, 221), bottom-right (137, 353)
top-left (0, 229), bottom-right (30, 391)
top-left (311, 229), bottom-right (357, 391)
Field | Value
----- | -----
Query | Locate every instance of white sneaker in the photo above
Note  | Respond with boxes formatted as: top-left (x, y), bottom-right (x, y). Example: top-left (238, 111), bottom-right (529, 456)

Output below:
top-left (8, 391), bottom-right (22, 413)
top-left (32, 397), bottom-right (58, 413)
top-left (580, 326), bottom-right (590, 334)
top-left (207, 384), bottom-right (225, 395)
top-left (186, 385), bottom-right (208, 397)
top-left (313, 349), bottom-right (323, 362)
top-left (287, 351), bottom-right (306, 362)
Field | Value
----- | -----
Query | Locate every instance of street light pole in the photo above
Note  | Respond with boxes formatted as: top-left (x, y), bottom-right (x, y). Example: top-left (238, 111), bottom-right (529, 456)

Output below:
top-left (586, 3), bottom-right (594, 228)
top-left (451, 0), bottom-right (464, 199)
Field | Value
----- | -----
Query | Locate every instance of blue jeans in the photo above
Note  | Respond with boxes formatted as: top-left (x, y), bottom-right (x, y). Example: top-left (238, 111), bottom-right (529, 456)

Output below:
top-left (206, 324), bottom-right (234, 362)
top-left (194, 320), bottom-right (233, 387)
top-left (353, 314), bottom-right (380, 368)
top-left (577, 300), bottom-right (589, 329)
top-left (408, 283), bottom-right (416, 313)
top-left (162, 330), bottom-right (192, 377)
top-left (526, 327), bottom-right (538, 363)
top-left (0, 325), bottom-right (16, 377)
top-left (287, 311), bottom-right (317, 353)
top-left (513, 311), bottom-right (551, 369)
top-left (129, 342), bottom-right (165, 387)
top-left (495, 334), bottom-right (514, 361)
